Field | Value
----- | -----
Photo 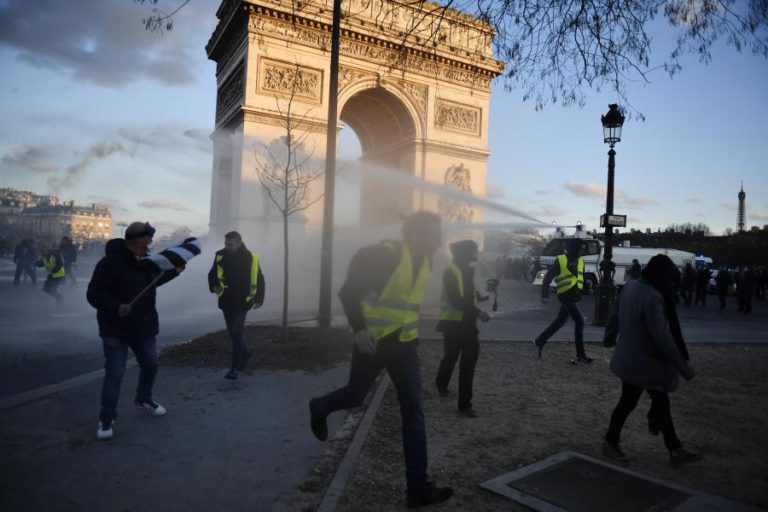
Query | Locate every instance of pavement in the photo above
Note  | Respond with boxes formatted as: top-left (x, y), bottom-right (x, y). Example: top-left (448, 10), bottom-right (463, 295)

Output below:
top-left (0, 268), bottom-right (766, 512)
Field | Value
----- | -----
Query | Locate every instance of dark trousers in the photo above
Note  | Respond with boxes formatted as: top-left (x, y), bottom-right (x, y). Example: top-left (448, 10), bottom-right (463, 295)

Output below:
top-left (43, 277), bottom-right (63, 302)
top-left (13, 264), bottom-right (36, 284)
top-left (738, 294), bottom-right (752, 314)
top-left (99, 336), bottom-right (159, 424)
top-left (694, 287), bottom-right (707, 306)
top-left (223, 308), bottom-right (248, 370)
top-left (717, 289), bottom-right (728, 310)
top-left (535, 300), bottom-right (586, 358)
top-left (605, 381), bottom-right (682, 451)
top-left (312, 335), bottom-right (427, 489)
top-left (681, 287), bottom-right (693, 305)
top-left (435, 325), bottom-right (479, 410)
top-left (63, 260), bottom-right (76, 284)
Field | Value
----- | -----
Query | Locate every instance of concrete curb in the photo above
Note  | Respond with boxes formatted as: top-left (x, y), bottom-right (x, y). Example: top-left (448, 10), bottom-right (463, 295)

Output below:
top-left (317, 374), bottom-right (391, 512)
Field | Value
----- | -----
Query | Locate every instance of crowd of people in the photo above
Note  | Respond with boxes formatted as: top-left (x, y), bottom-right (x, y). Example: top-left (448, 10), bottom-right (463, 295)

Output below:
top-left (10, 213), bottom-right (765, 509)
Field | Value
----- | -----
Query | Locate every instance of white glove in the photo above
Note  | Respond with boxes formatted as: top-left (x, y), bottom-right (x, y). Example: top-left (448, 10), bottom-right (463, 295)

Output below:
top-left (353, 330), bottom-right (377, 356)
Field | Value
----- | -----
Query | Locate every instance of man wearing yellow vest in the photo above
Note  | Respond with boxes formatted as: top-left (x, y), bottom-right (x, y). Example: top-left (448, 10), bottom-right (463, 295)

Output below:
top-left (36, 244), bottom-right (66, 303)
top-left (208, 231), bottom-right (265, 380)
top-left (534, 239), bottom-right (593, 364)
top-left (435, 240), bottom-right (490, 417)
top-left (308, 211), bottom-right (453, 509)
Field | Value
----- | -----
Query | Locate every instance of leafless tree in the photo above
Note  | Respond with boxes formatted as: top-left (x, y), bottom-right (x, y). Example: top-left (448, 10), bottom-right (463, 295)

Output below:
top-left (253, 73), bottom-right (324, 341)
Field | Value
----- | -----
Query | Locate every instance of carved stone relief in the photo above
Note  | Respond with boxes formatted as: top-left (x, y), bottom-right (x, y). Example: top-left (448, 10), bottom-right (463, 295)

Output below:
top-left (248, 15), bottom-right (493, 90)
top-left (434, 99), bottom-right (481, 136)
top-left (438, 163), bottom-right (474, 222)
top-left (259, 59), bottom-right (323, 103)
top-left (216, 61), bottom-right (245, 123)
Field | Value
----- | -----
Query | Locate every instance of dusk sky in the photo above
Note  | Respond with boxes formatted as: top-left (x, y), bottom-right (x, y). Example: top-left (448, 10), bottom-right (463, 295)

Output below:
top-left (1, 0), bottom-right (766, 237)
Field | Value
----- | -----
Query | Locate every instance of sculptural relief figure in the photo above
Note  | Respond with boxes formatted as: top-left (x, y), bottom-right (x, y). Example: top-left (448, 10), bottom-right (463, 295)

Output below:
top-left (438, 163), bottom-right (474, 223)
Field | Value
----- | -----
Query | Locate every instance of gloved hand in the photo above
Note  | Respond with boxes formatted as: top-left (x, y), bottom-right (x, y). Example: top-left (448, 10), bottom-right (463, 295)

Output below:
top-left (353, 330), bottom-right (377, 356)
top-left (251, 301), bottom-right (262, 310)
top-left (478, 311), bottom-right (491, 323)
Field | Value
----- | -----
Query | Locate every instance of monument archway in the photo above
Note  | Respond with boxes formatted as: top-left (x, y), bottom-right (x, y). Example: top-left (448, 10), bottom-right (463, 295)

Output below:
top-left (206, 0), bottom-right (504, 236)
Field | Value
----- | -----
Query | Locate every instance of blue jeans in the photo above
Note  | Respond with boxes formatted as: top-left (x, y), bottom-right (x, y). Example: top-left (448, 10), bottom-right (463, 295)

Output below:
top-left (312, 334), bottom-right (428, 490)
top-left (222, 309), bottom-right (248, 370)
top-left (99, 336), bottom-right (159, 424)
top-left (535, 300), bottom-right (586, 358)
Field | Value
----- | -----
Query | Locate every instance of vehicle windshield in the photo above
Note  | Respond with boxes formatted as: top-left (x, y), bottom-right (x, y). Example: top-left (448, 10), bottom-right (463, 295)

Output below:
top-left (541, 239), bottom-right (600, 257)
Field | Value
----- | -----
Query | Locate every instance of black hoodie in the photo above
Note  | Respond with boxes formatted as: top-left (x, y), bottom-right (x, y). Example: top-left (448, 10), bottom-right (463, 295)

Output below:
top-left (87, 238), bottom-right (178, 341)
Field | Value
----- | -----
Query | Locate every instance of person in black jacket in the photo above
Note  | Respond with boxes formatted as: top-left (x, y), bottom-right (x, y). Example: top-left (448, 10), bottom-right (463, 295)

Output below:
top-left (715, 266), bottom-right (732, 310)
top-left (87, 221), bottom-right (183, 440)
top-left (534, 239), bottom-right (592, 364)
top-left (434, 240), bottom-right (490, 417)
top-left (208, 231), bottom-right (265, 380)
top-left (308, 211), bottom-right (453, 509)
top-left (59, 236), bottom-right (78, 285)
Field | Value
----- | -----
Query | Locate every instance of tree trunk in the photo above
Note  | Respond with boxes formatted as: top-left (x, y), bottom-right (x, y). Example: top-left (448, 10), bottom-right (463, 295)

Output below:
top-left (282, 205), bottom-right (289, 344)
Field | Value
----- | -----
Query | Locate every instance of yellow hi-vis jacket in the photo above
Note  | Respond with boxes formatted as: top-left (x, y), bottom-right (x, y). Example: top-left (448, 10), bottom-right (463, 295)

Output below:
top-left (44, 253), bottom-right (65, 279)
top-left (215, 251), bottom-right (261, 303)
top-left (554, 254), bottom-right (584, 294)
top-left (361, 241), bottom-right (431, 343)
top-left (439, 263), bottom-right (464, 321)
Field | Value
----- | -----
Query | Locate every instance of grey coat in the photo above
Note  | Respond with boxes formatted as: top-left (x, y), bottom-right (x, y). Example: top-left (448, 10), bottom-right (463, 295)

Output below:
top-left (606, 279), bottom-right (694, 392)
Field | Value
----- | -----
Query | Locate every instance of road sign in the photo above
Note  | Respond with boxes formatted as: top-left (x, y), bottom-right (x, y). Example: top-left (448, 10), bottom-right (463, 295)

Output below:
top-left (600, 214), bottom-right (627, 228)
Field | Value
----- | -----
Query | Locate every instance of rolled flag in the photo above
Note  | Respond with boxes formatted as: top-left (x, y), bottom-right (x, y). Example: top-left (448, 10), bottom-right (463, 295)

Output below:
top-left (142, 237), bottom-right (202, 272)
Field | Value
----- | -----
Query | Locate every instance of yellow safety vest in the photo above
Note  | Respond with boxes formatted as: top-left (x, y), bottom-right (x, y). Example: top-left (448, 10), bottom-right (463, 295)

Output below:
top-left (215, 251), bottom-right (260, 302)
top-left (554, 254), bottom-right (584, 294)
top-left (361, 241), bottom-right (431, 343)
top-left (439, 263), bottom-right (464, 321)
top-left (44, 254), bottom-right (65, 279)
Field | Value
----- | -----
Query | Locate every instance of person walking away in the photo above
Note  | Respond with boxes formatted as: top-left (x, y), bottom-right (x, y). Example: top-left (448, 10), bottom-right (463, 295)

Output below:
top-left (87, 222), bottom-right (183, 440)
top-left (208, 231), bottom-right (265, 380)
top-left (736, 266), bottom-right (754, 314)
top-left (13, 239), bottom-right (37, 285)
top-left (681, 263), bottom-right (695, 306)
top-left (308, 211), bottom-right (453, 509)
top-left (13, 240), bottom-right (31, 286)
top-left (59, 236), bottom-right (78, 285)
top-left (533, 239), bottom-right (592, 364)
top-left (693, 266), bottom-right (710, 306)
top-left (434, 240), bottom-right (491, 417)
top-left (715, 266), bottom-right (732, 310)
top-left (602, 254), bottom-right (700, 465)
top-left (625, 259), bottom-right (642, 281)
top-left (36, 245), bottom-right (65, 303)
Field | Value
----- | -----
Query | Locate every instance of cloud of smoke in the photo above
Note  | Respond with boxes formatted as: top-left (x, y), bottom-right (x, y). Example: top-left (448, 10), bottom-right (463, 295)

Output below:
top-left (47, 142), bottom-right (125, 194)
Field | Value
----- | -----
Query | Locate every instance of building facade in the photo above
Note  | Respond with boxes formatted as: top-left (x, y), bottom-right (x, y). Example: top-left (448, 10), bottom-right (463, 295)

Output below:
top-left (17, 200), bottom-right (113, 244)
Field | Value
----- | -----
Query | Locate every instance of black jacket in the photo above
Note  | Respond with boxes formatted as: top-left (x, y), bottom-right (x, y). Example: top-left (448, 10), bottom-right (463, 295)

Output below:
top-left (207, 245), bottom-right (265, 312)
top-left (338, 241), bottom-right (429, 333)
top-left (436, 264), bottom-right (482, 333)
top-left (87, 239), bottom-right (178, 341)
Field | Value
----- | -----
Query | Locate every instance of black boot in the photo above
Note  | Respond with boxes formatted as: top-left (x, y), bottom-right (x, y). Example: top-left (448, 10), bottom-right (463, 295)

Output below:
top-left (406, 482), bottom-right (454, 509)
top-left (309, 398), bottom-right (328, 441)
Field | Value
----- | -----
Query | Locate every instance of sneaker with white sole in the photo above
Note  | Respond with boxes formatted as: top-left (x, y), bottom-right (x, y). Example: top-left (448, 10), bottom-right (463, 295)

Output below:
top-left (135, 399), bottom-right (167, 416)
top-left (96, 420), bottom-right (114, 440)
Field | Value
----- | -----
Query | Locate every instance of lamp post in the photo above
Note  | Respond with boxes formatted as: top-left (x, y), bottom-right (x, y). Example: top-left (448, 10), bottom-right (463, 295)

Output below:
top-left (117, 221), bottom-right (128, 238)
top-left (593, 104), bottom-right (625, 326)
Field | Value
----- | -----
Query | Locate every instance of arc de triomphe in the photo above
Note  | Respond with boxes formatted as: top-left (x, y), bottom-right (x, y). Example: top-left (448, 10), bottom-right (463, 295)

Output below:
top-left (206, 0), bottom-right (503, 237)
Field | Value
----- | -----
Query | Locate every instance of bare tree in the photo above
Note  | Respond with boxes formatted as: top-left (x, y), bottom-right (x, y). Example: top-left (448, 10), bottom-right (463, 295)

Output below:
top-left (133, 0), bottom-right (190, 32)
top-left (254, 72), bottom-right (324, 341)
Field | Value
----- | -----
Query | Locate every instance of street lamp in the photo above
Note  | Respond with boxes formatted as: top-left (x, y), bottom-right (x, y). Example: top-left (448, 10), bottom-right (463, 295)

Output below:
top-left (593, 104), bottom-right (625, 326)
top-left (117, 221), bottom-right (128, 238)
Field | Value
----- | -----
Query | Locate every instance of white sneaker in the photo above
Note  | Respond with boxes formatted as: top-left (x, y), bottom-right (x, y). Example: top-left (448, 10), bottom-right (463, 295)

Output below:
top-left (96, 420), bottom-right (114, 440)
top-left (135, 399), bottom-right (167, 417)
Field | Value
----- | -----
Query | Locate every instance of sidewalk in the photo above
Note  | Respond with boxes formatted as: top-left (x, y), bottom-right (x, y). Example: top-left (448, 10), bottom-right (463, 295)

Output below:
top-left (0, 364), bottom-right (348, 512)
